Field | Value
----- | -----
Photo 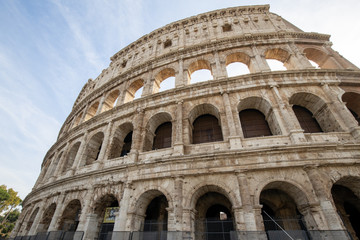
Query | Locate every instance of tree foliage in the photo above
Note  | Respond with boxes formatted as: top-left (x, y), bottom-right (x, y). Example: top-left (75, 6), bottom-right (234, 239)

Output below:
top-left (0, 185), bottom-right (22, 239)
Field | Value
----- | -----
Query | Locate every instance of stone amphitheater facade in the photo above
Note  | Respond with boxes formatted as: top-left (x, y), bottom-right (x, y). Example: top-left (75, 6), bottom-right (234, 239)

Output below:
top-left (12, 4), bottom-right (360, 240)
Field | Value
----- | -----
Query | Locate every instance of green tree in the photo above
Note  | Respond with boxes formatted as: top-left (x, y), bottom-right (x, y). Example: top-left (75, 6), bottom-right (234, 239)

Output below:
top-left (0, 185), bottom-right (22, 239)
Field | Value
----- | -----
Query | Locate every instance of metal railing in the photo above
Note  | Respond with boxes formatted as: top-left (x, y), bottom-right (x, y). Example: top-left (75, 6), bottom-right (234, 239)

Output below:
top-left (12, 231), bottom-right (84, 240)
top-left (12, 230), bottom-right (353, 240)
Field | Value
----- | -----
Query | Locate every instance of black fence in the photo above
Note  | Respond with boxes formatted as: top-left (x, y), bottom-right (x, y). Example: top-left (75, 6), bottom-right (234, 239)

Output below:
top-left (11, 231), bottom-right (84, 240)
top-left (11, 230), bottom-right (353, 240)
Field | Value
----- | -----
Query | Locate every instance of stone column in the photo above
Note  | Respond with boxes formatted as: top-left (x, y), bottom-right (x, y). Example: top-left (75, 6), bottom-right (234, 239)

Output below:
top-left (79, 105), bottom-right (90, 124)
top-left (47, 194), bottom-right (66, 231)
top-left (261, 88), bottom-right (288, 138)
top-left (141, 69), bottom-right (154, 97)
top-left (82, 214), bottom-right (99, 240)
top-left (73, 132), bottom-right (89, 169)
top-left (182, 208), bottom-right (196, 238)
top-left (173, 101), bottom-right (184, 155)
top-left (95, 94), bottom-right (106, 115)
top-left (173, 176), bottom-right (184, 231)
top-left (53, 143), bottom-right (71, 178)
top-left (113, 182), bottom-right (133, 231)
top-left (222, 91), bottom-right (242, 149)
top-left (129, 109), bottom-right (145, 163)
top-left (303, 165), bottom-right (344, 230)
top-left (96, 122), bottom-right (114, 165)
top-left (115, 85), bottom-right (125, 107)
top-left (175, 58), bottom-right (186, 87)
top-left (251, 45), bottom-right (271, 72)
top-left (213, 51), bottom-right (227, 80)
top-left (321, 83), bottom-right (350, 131)
top-left (77, 188), bottom-right (95, 232)
top-left (270, 84), bottom-right (306, 143)
top-left (321, 83), bottom-right (360, 139)
top-left (288, 42), bottom-right (313, 69)
top-left (236, 172), bottom-right (257, 231)
top-left (28, 203), bottom-right (46, 236)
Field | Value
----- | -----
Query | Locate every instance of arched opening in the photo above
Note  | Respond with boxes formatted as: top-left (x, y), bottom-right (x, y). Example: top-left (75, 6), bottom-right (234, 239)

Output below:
top-left (154, 68), bottom-right (175, 93)
top-left (239, 109), bottom-right (272, 138)
top-left (188, 60), bottom-right (213, 84)
top-left (108, 123), bottom-right (133, 159)
top-left (82, 132), bottom-right (104, 165)
top-left (58, 200), bottom-right (81, 231)
top-left (265, 48), bottom-right (290, 71)
top-left (192, 115), bottom-right (223, 144)
top-left (143, 113), bottom-right (172, 151)
top-left (121, 132), bottom-right (133, 157)
top-left (226, 62), bottom-right (250, 77)
top-left (101, 90), bottom-right (120, 113)
top-left (84, 102), bottom-right (99, 122)
top-left (226, 52), bottom-right (251, 77)
top-left (132, 190), bottom-right (169, 239)
top-left (266, 59), bottom-right (287, 71)
top-left (94, 195), bottom-right (119, 240)
top-left (342, 92), bottom-right (360, 125)
top-left (72, 113), bottom-right (83, 128)
top-left (143, 195), bottom-right (168, 232)
top-left (290, 92), bottom-right (342, 133)
top-left (37, 203), bottom-right (57, 233)
top-left (124, 79), bottom-right (144, 103)
top-left (260, 189), bottom-right (308, 239)
top-left (159, 77), bottom-right (175, 92)
top-left (189, 104), bottom-right (223, 144)
top-left (238, 97), bottom-right (281, 138)
top-left (195, 192), bottom-right (234, 240)
top-left (308, 60), bottom-right (320, 69)
top-left (152, 122), bottom-right (172, 150)
top-left (304, 48), bottom-right (339, 69)
top-left (26, 207), bottom-right (39, 231)
top-left (62, 142), bottom-right (81, 173)
top-left (332, 178), bottom-right (360, 240)
top-left (292, 105), bottom-right (322, 133)
top-left (47, 152), bottom-right (63, 178)
top-left (38, 157), bottom-right (52, 183)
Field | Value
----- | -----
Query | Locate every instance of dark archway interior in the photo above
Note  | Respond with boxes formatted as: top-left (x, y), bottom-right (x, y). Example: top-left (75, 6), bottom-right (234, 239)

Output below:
top-left (144, 195), bottom-right (168, 232)
top-left (121, 131), bottom-right (133, 157)
top-left (193, 114), bottom-right (223, 144)
top-left (58, 200), bottom-right (81, 231)
top-left (195, 192), bottom-right (234, 240)
top-left (152, 122), bottom-right (172, 150)
top-left (38, 204), bottom-right (56, 232)
top-left (239, 109), bottom-right (272, 138)
top-left (260, 189), bottom-right (307, 232)
top-left (293, 105), bottom-right (322, 133)
top-left (95, 196), bottom-right (119, 240)
top-left (332, 185), bottom-right (360, 239)
top-left (350, 109), bottom-right (360, 125)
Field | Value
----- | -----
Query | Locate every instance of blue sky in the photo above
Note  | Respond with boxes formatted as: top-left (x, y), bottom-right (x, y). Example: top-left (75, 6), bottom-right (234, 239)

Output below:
top-left (1, 0), bottom-right (360, 200)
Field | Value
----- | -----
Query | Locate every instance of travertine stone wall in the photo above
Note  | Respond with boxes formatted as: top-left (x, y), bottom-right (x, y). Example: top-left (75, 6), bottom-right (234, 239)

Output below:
top-left (13, 4), bottom-right (360, 240)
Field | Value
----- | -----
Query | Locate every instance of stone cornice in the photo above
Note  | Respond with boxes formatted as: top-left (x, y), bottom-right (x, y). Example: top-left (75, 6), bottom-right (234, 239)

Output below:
top-left (110, 5), bottom-right (271, 61)
top-left (27, 142), bottom-right (360, 204)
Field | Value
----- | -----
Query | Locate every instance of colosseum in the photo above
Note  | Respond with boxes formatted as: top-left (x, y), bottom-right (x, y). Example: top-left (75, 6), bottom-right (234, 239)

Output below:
top-left (11, 4), bottom-right (360, 240)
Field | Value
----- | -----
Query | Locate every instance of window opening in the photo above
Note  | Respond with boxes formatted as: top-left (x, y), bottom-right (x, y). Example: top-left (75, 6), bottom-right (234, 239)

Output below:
top-left (152, 122), bottom-right (172, 150)
top-left (226, 62), bottom-right (250, 77)
top-left (120, 131), bottom-right (132, 157)
top-left (293, 105), bottom-right (322, 133)
top-left (239, 109), bottom-right (272, 138)
top-left (193, 114), bottom-right (223, 144)
top-left (190, 69), bottom-right (213, 84)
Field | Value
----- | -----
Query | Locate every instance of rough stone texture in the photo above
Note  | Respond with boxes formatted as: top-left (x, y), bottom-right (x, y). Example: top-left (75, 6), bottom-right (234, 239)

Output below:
top-left (13, 4), bottom-right (360, 240)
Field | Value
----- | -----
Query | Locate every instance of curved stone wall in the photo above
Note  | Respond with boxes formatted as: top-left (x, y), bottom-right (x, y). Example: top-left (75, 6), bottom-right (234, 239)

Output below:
top-left (13, 5), bottom-right (360, 240)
